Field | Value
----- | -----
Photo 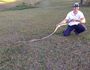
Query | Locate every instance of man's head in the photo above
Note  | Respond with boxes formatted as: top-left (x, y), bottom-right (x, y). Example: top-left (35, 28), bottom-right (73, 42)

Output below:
top-left (73, 3), bottom-right (80, 13)
top-left (73, 3), bottom-right (79, 7)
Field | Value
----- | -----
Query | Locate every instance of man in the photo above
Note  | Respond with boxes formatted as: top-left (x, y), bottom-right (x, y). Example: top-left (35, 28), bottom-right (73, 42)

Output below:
top-left (57, 3), bottom-right (86, 36)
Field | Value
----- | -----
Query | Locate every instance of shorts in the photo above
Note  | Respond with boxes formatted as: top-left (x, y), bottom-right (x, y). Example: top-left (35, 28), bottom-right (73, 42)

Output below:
top-left (63, 24), bottom-right (86, 36)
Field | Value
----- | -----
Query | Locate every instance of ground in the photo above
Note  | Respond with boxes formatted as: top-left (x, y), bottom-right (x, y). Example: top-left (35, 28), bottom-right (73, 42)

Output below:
top-left (0, 0), bottom-right (90, 70)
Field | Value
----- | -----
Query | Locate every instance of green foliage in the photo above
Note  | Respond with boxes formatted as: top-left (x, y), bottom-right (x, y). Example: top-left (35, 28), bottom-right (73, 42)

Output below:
top-left (9, 2), bottom-right (37, 10)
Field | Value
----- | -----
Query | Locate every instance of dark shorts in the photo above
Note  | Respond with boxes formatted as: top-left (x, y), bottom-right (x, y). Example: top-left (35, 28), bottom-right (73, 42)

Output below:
top-left (63, 24), bottom-right (86, 36)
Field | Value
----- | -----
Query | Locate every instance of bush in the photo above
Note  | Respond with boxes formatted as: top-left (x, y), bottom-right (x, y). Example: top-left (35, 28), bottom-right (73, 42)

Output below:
top-left (8, 2), bottom-right (38, 10)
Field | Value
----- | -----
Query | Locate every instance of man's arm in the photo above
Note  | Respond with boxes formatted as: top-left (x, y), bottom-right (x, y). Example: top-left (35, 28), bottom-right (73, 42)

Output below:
top-left (74, 18), bottom-right (86, 23)
top-left (80, 18), bottom-right (86, 23)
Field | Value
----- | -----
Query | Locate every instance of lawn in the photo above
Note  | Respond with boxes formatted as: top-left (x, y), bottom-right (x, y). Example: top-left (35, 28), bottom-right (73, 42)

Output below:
top-left (0, 0), bottom-right (90, 70)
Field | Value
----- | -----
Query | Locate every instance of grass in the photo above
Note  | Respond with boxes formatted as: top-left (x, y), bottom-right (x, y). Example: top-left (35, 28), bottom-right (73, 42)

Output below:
top-left (0, 0), bottom-right (90, 70)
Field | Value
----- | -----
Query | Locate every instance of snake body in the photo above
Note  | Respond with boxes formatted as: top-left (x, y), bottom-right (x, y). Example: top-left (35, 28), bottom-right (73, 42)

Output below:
top-left (30, 23), bottom-right (66, 42)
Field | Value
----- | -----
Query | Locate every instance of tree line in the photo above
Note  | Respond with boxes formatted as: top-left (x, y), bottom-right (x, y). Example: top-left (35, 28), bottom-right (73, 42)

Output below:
top-left (80, 0), bottom-right (90, 6)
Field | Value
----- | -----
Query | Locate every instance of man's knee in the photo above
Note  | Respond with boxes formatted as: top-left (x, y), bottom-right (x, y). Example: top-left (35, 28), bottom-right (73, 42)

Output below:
top-left (63, 31), bottom-right (70, 36)
top-left (82, 27), bottom-right (85, 31)
top-left (79, 25), bottom-right (86, 32)
top-left (77, 24), bottom-right (86, 33)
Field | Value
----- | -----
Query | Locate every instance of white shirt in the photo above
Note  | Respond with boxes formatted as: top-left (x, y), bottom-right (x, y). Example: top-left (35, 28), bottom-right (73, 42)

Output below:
top-left (65, 11), bottom-right (85, 26)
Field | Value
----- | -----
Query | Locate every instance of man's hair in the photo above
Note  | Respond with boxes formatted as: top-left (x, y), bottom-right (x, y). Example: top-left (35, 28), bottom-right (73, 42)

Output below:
top-left (73, 3), bottom-right (79, 7)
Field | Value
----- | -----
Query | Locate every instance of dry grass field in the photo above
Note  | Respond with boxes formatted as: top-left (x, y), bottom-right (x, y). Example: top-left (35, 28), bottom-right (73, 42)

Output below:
top-left (0, 0), bottom-right (90, 70)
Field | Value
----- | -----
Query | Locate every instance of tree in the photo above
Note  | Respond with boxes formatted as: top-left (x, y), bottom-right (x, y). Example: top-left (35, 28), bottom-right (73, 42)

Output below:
top-left (80, 0), bottom-right (90, 6)
top-left (80, 0), bottom-right (83, 5)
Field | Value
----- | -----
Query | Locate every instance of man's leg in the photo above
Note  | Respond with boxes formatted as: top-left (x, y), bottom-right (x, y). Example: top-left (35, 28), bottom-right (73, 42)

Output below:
top-left (63, 25), bottom-right (74, 36)
top-left (74, 24), bottom-right (86, 34)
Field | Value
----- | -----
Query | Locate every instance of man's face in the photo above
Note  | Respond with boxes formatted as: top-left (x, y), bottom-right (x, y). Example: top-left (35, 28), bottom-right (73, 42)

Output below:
top-left (73, 7), bottom-right (79, 12)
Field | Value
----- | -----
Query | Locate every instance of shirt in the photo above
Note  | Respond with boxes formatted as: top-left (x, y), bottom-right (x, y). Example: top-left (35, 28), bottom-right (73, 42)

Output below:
top-left (65, 10), bottom-right (85, 26)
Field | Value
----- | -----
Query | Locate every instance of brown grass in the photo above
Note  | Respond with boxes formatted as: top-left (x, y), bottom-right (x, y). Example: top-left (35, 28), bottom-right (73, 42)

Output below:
top-left (0, 0), bottom-right (90, 70)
